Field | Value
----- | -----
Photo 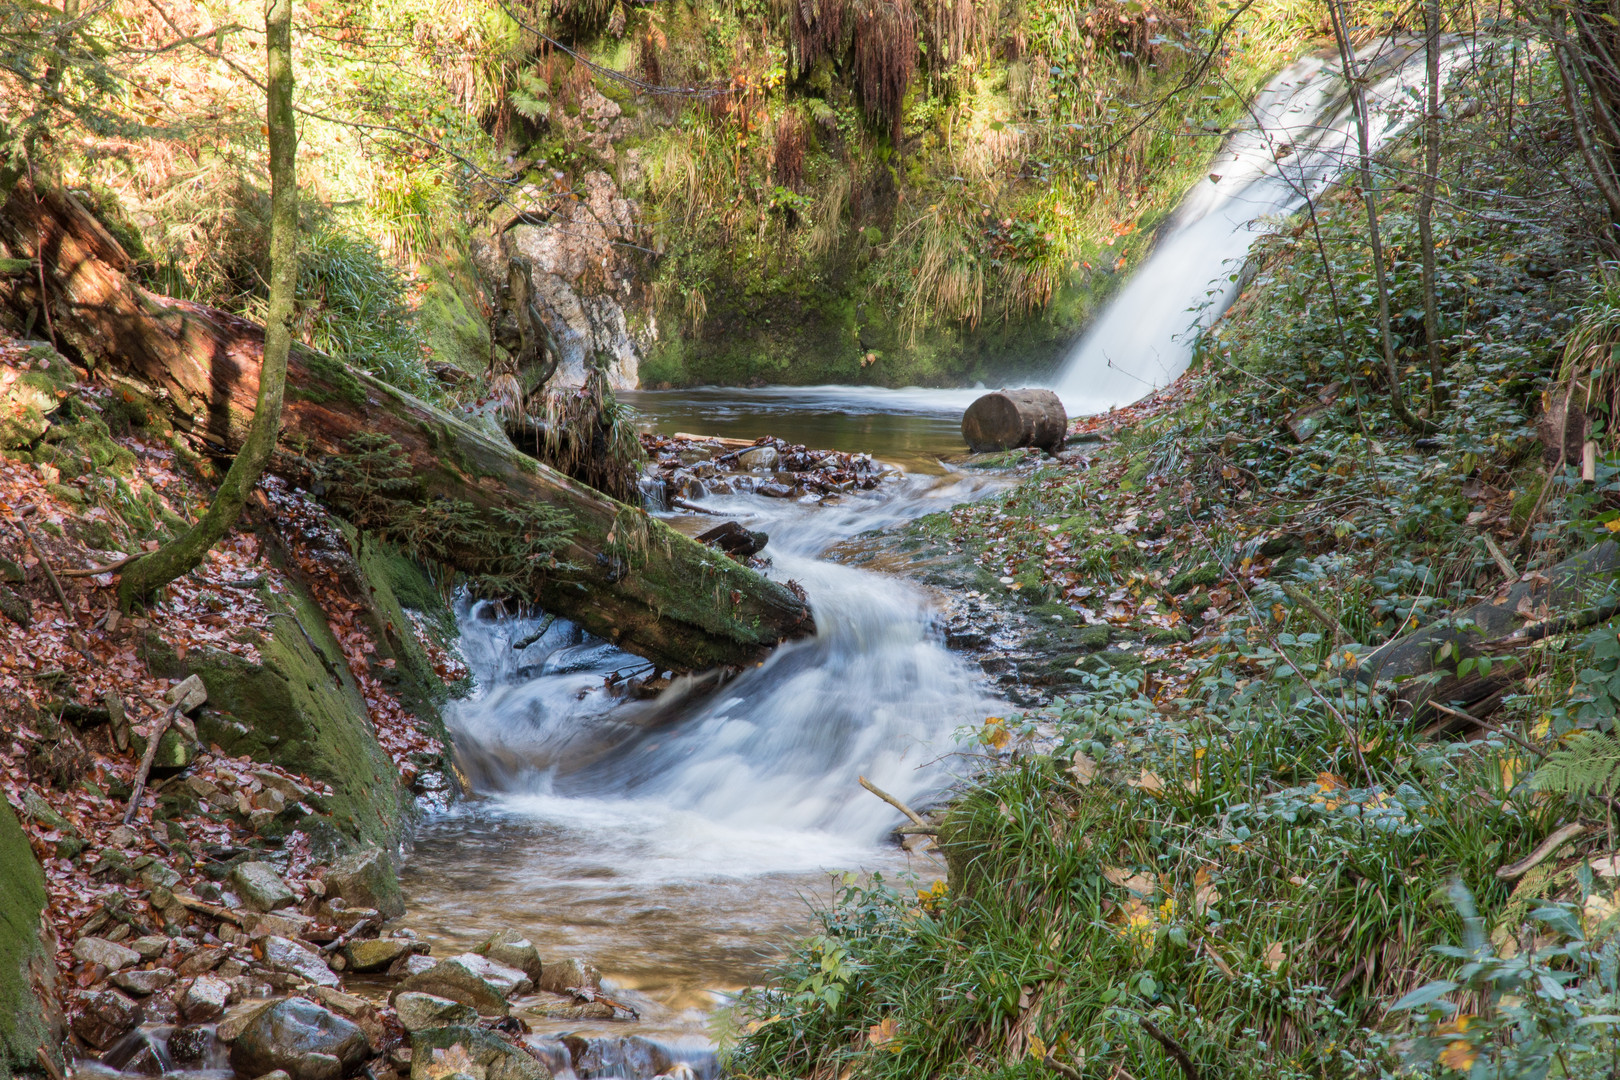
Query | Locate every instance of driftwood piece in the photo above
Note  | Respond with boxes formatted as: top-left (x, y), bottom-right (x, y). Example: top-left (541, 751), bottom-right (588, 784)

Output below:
top-left (961, 389), bottom-right (1067, 453)
top-left (0, 183), bottom-right (813, 673)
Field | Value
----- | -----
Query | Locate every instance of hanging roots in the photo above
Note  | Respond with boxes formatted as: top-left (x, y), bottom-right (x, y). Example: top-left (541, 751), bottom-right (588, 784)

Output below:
top-left (525, 367), bottom-right (648, 502)
top-left (791, 0), bottom-right (847, 73)
top-left (852, 0), bottom-right (918, 140)
top-left (921, 0), bottom-right (976, 68)
top-left (773, 110), bottom-right (808, 190)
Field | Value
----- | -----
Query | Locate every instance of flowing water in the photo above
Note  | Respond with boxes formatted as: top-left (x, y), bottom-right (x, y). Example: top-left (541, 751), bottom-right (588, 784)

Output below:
top-left (399, 38), bottom-right (1461, 1077)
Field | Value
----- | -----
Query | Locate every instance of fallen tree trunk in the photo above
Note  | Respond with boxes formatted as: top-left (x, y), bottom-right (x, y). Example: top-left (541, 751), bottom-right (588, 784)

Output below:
top-left (0, 183), bottom-right (813, 672)
top-left (961, 389), bottom-right (1067, 453)
top-left (1358, 540), bottom-right (1620, 720)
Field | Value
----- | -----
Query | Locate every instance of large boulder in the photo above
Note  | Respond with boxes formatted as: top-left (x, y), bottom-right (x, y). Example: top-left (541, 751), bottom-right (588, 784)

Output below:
top-left (324, 848), bottom-right (405, 921)
top-left (342, 938), bottom-right (414, 974)
top-left (409, 1026), bottom-right (551, 1080)
top-left (260, 936), bottom-right (340, 989)
top-left (392, 993), bottom-right (477, 1034)
top-left (69, 989), bottom-right (142, 1051)
top-left (0, 797), bottom-right (65, 1080)
top-left (72, 936), bottom-right (142, 972)
top-left (228, 998), bottom-right (368, 1080)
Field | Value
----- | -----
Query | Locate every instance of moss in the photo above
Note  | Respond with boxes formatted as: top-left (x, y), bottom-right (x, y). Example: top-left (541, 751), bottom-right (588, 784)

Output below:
top-left (292, 351), bottom-right (368, 407)
top-left (418, 248), bottom-right (491, 374)
top-left (143, 579), bottom-right (413, 853)
top-left (0, 799), bottom-right (63, 1080)
top-left (1167, 565), bottom-right (1221, 594)
top-left (348, 529), bottom-right (460, 726)
top-left (0, 362), bottom-right (74, 450)
top-left (34, 414), bottom-right (137, 480)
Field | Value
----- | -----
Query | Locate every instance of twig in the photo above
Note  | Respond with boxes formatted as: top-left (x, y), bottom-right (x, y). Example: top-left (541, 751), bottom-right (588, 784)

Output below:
top-left (36, 1046), bottom-right (65, 1080)
top-left (1496, 822), bottom-right (1585, 880)
top-left (124, 700), bottom-right (182, 825)
top-left (858, 775), bottom-right (933, 830)
top-left (671, 497), bottom-right (721, 515)
top-left (173, 892), bottom-right (247, 927)
top-left (1138, 1017), bottom-right (1202, 1080)
top-left (1044, 1056), bottom-right (1084, 1080)
top-left (320, 917), bottom-right (375, 956)
top-left (15, 507), bottom-right (79, 626)
top-left (1279, 582), bottom-right (1344, 645)
top-left (58, 554), bottom-right (140, 577)
top-left (512, 615), bottom-right (557, 651)
top-left (1428, 701), bottom-right (1545, 758)
top-left (1482, 534), bottom-right (1520, 583)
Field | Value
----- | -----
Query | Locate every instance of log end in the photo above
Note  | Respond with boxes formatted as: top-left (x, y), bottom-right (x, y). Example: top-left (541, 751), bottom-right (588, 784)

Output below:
top-left (961, 389), bottom-right (1067, 453)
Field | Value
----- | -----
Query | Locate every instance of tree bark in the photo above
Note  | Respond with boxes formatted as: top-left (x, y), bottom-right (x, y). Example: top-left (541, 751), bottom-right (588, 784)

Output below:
top-left (117, 0), bottom-right (297, 608)
top-left (1417, 0), bottom-right (1446, 411)
top-left (961, 389), bottom-right (1067, 452)
top-left (0, 184), bottom-right (815, 673)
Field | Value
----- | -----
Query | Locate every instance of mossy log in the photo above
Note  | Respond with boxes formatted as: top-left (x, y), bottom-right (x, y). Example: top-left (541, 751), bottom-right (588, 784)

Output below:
top-left (0, 183), bottom-right (814, 672)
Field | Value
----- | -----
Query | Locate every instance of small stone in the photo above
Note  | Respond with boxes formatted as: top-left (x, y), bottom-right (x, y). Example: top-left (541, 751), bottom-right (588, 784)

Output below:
top-left (386, 954), bottom-right (437, 979)
top-left (392, 992), bottom-right (478, 1033)
top-left (73, 936), bottom-right (142, 972)
top-left (130, 935), bottom-right (170, 961)
top-left (70, 988), bottom-right (143, 1049)
top-left (474, 930), bottom-right (542, 985)
top-left (260, 935), bottom-right (341, 988)
top-left (176, 946), bottom-right (227, 976)
top-left (233, 862), bottom-right (296, 912)
top-left (179, 974), bottom-right (233, 1022)
top-left (111, 968), bottom-right (176, 996)
top-left (536, 957), bottom-right (600, 996)
top-left (325, 847), bottom-right (406, 920)
top-left (254, 1072), bottom-right (292, 1080)
top-left (737, 445), bottom-right (780, 471)
top-left (228, 998), bottom-right (368, 1080)
top-left (166, 1025), bottom-right (213, 1064)
top-left (343, 937), bottom-right (413, 973)
top-left (107, 825), bottom-right (140, 848)
top-left (242, 910), bottom-right (314, 939)
top-left (216, 999), bottom-right (275, 1043)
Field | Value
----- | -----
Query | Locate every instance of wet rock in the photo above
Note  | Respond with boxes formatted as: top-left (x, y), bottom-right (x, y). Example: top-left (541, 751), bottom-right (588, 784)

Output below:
top-left (307, 986), bottom-right (385, 1049)
top-left (73, 935), bottom-right (142, 972)
top-left (561, 1035), bottom-right (692, 1080)
top-left (387, 953), bottom-right (438, 979)
top-left (520, 997), bottom-right (616, 1022)
top-left (393, 955), bottom-right (528, 1016)
top-left (233, 863), bottom-right (296, 912)
top-left (176, 946), bottom-right (228, 976)
top-left (343, 937), bottom-right (414, 973)
top-left (473, 931), bottom-right (542, 984)
top-left (179, 974), bottom-right (233, 1022)
top-left (325, 847), bottom-right (405, 921)
top-left (229, 998), bottom-right (369, 1080)
top-left (130, 936), bottom-right (170, 961)
top-left (409, 1026), bottom-right (551, 1080)
top-left (101, 1030), bottom-right (168, 1076)
top-left (694, 522), bottom-right (768, 559)
top-left (393, 993), bottom-right (478, 1033)
top-left (261, 936), bottom-right (341, 988)
top-left (166, 1025), bottom-right (213, 1065)
top-left (70, 988), bottom-right (143, 1050)
top-left (215, 999), bottom-right (276, 1043)
top-left (110, 967), bottom-right (175, 996)
top-left (737, 446), bottom-right (780, 471)
top-left (243, 911), bottom-right (314, 940)
top-left (320, 901), bottom-right (382, 931)
top-left (536, 957), bottom-right (601, 996)
top-left (756, 482), bottom-right (797, 498)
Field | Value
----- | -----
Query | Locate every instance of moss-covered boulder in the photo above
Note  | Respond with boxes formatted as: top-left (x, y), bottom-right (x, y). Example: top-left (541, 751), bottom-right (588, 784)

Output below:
top-left (0, 346), bottom-right (74, 450)
top-left (0, 798), bottom-right (65, 1080)
top-left (418, 249), bottom-right (491, 375)
top-left (142, 577), bottom-right (413, 853)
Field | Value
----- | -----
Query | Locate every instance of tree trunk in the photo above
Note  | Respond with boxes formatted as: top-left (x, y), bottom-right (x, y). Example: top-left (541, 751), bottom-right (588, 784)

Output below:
top-left (961, 389), bottom-right (1067, 452)
top-left (1417, 0), bottom-right (1445, 411)
top-left (117, 0), bottom-right (297, 608)
top-left (0, 183), bottom-right (815, 673)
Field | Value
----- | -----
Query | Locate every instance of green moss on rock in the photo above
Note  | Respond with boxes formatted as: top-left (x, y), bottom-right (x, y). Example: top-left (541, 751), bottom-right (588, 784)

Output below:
top-left (418, 250), bottom-right (491, 374)
top-left (0, 798), bottom-right (64, 1080)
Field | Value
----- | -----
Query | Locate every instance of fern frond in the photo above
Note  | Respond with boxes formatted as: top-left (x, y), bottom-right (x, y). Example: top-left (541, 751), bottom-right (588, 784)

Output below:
top-left (1530, 730), bottom-right (1620, 799)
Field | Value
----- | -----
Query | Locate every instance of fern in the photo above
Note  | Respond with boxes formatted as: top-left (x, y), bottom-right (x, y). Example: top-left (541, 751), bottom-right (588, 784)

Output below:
top-left (1530, 730), bottom-right (1620, 799)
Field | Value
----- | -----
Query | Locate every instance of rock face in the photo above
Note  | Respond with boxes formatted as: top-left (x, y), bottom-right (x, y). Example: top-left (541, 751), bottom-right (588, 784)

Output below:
top-left (478, 165), bottom-right (650, 392)
top-left (229, 998), bottom-right (369, 1080)
top-left (0, 797), bottom-right (65, 1080)
top-left (409, 1026), bottom-right (552, 1080)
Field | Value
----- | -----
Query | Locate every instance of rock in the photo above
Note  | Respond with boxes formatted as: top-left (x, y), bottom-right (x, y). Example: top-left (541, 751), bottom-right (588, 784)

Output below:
top-left (176, 946), bottom-right (227, 976)
top-left (130, 935), bottom-right (170, 961)
top-left (393, 993), bottom-right (477, 1033)
top-left (111, 968), bottom-right (175, 996)
top-left (70, 988), bottom-right (143, 1050)
top-left (756, 482), bottom-right (796, 498)
top-left (229, 998), bottom-right (369, 1080)
top-left (473, 931), bottom-right (542, 984)
top-left (255, 1071), bottom-right (292, 1080)
top-left (409, 1026), bottom-right (552, 1080)
top-left (694, 521), bottom-right (768, 559)
top-left (215, 999), bottom-right (276, 1043)
top-left (324, 847), bottom-right (405, 921)
top-left (179, 974), bottom-right (233, 1022)
top-left (260, 936), bottom-right (341, 988)
top-left (737, 445), bottom-right (780, 471)
top-left (242, 911), bottom-right (314, 939)
top-left (393, 955), bottom-right (528, 1017)
top-left (536, 957), bottom-right (600, 996)
top-left (72, 935), bottom-right (142, 972)
top-left (324, 905), bottom-right (381, 932)
top-left (520, 997), bottom-right (616, 1022)
top-left (166, 1025), bottom-right (213, 1064)
top-left (387, 954), bottom-right (438, 979)
top-left (343, 937), bottom-right (413, 973)
top-left (306, 985), bottom-right (384, 1047)
top-left (233, 863), bottom-right (296, 912)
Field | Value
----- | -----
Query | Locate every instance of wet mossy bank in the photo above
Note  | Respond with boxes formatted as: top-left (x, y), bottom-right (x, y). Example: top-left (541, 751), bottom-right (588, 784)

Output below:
top-left (0, 799), bottom-right (64, 1080)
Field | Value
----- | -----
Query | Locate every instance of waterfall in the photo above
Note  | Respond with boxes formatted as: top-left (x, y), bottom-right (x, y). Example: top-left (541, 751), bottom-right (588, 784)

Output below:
top-left (1049, 40), bottom-right (1464, 415)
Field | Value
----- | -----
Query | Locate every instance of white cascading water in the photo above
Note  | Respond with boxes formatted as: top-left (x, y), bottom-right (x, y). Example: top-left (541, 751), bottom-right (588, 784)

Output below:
top-left (1051, 40), bottom-right (1466, 412)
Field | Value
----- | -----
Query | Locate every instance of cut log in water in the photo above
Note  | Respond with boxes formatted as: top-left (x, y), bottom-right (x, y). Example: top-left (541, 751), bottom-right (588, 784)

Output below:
top-left (961, 389), bottom-right (1067, 453)
top-left (0, 183), bottom-right (814, 673)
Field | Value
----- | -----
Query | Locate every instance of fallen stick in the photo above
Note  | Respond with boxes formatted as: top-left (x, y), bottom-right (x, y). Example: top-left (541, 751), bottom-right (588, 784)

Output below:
top-left (1279, 583), bottom-right (1343, 645)
top-left (670, 497), bottom-right (721, 515)
top-left (320, 917), bottom-right (375, 956)
top-left (1428, 701), bottom-right (1545, 758)
top-left (1482, 534), bottom-right (1519, 583)
top-left (672, 432), bottom-right (758, 448)
top-left (858, 775), bottom-right (933, 830)
top-left (1138, 1016), bottom-right (1202, 1080)
top-left (15, 507), bottom-right (79, 625)
top-left (123, 700), bottom-right (182, 826)
top-left (1496, 822), bottom-right (1585, 880)
top-left (58, 554), bottom-right (140, 578)
top-left (173, 892), bottom-right (247, 928)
